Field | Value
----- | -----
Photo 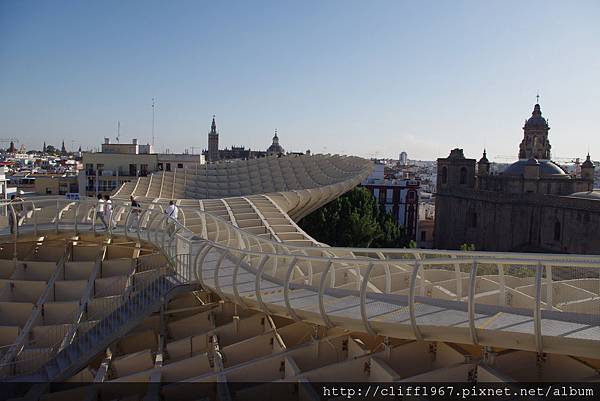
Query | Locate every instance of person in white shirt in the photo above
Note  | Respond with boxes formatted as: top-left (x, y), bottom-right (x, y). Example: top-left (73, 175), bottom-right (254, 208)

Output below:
top-left (92, 194), bottom-right (107, 230)
top-left (103, 194), bottom-right (114, 230)
top-left (164, 200), bottom-right (178, 236)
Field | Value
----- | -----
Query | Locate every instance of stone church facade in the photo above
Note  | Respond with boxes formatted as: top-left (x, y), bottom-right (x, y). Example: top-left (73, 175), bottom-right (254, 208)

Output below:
top-left (435, 102), bottom-right (599, 254)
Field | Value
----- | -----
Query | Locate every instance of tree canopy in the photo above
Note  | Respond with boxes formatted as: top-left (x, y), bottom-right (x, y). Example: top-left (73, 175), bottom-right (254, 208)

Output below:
top-left (298, 187), bottom-right (410, 248)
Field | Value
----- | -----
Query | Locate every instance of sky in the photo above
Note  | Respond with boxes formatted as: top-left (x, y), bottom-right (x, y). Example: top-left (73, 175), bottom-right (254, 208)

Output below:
top-left (1, 0), bottom-right (599, 162)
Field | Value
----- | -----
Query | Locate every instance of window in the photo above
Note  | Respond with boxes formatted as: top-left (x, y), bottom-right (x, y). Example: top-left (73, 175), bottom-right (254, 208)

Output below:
top-left (460, 167), bottom-right (467, 185)
top-left (46, 188), bottom-right (52, 195)
top-left (554, 221), bottom-right (561, 241)
top-left (373, 188), bottom-right (380, 199)
top-left (441, 167), bottom-right (448, 184)
top-left (166, 163), bottom-right (171, 172)
top-left (177, 163), bottom-right (184, 169)
top-left (96, 164), bottom-right (104, 175)
top-left (129, 164), bottom-right (137, 176)
top-left (158, 163), bottom-right (163, 171)
top-left (85, 163), bottom-right (93, 175)
top-left (471, 212), bottom-right (477, 228)
top-left (140, 164), bottom-right (148, 177)
top-left (407, 190), bottom-right (416, 202)
top-left (386, 189), bottom-right (393, 204)
top-left (420, 231), bottom-right (426, 241)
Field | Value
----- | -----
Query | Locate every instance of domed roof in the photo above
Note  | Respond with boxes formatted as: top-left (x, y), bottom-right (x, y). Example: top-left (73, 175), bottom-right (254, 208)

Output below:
top-left (502, 159), bottom-right (567, 177)
top-left (267, 143), bottom-right (284, 154)
top-left (478, 149), bottom-right (489, 164)
top-left (524, 104), bottom-right (548, 128)
top-left (267, 130), bottom-right (285, 155)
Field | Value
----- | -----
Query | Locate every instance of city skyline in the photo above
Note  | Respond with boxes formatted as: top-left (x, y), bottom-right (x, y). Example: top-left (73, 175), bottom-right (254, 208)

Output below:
top-left (1, 0), bottom-right (599, 161)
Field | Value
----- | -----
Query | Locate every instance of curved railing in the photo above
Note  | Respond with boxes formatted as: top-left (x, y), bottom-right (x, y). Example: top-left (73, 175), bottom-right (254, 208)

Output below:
top-left (1, 197), bottom-right (600, 379)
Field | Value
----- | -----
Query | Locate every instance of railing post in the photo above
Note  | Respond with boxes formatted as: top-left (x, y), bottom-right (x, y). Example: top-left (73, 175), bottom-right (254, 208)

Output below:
top-left (9, 203), bottom-right (17, 263)
top-left (74, 202), bottom-right (80, 236)
top-left (193, 243), bottom-right (212, 287)
top-left (360, 263), bottom-right (376, 336)
top-left (212, 250), bottom-right (231, 301)
top-left (124, 207), bottom-right (132, 240)
top-left (468, 260), bottom-right (479, 345)
top-left (497, 263), bottom-right (506, 306)
top-left (452, 255), bottom-right (462, 301)
top-left (545, 264), bottom-right (553, 310)
top-left (91, 200), bottom-right (97, 234)
top-left (107, 203), bottom-right (113, 238)
top-left (136, 209), bottom-right (147, 243)
top-left (145, 211), bottom-right (160, 245)
top-left (408, 261), bottom-right (423, 341)
top-left (33, 203), bottom-right (38, 237)
top-left (318, 261), bottom-right (334, 327)
top-left (254, 255), bottom-right (270, 314)
top-left (232, 253), bottom-right (248, 307)
top-left (55, 199), bottom-right (60, 233)
top-left (283, 257), bottom-right (302, 321)
top-left (534, 261), bottom-right (543, 354)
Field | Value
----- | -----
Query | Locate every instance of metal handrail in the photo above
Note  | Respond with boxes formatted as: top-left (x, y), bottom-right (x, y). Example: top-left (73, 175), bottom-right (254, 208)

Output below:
top-left (3, 198), bottom-right (600, 268)
top-left (2, 196), bottom-right (600, 378)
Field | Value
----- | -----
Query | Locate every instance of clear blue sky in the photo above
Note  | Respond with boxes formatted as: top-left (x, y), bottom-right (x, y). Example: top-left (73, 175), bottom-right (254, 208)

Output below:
top-left (1, 0), bottom-right (599, 161)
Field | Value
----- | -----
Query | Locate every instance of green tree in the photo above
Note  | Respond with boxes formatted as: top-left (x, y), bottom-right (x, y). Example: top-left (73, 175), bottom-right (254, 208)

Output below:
top-left (299, 187), bottom-right (410, 248)
top-left (45, 145), bottom-right (58, 155)
top-left (460, 243), bottom-right (476, 251)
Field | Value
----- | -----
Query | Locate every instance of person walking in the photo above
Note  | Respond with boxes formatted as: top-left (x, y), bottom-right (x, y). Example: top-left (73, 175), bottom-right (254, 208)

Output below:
top-left (103, 194), bottom-right (113, 230)
top-left (91, 194), bottom-right (107, 230)
top-left (164, 200), bottom-right (178, 236)
top-left (8, 195), bottom-right (23, 234)
top-left (128, 196), bottom-right (141, 231)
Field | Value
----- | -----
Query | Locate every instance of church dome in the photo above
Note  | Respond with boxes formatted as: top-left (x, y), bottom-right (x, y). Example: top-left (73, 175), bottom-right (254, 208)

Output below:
top-left (267, 130), bottom-right (285, 155)
top-left (502, 159), bottom-right (567, 177)
top-left (478, 149), bottom-right (489, 164)
top-left (524, 104), bottom-right (548, 128)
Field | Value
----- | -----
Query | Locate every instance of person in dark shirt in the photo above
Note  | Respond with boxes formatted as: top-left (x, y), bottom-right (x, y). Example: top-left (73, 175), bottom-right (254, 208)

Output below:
top-left (128, 195), bottom-right (141, 231)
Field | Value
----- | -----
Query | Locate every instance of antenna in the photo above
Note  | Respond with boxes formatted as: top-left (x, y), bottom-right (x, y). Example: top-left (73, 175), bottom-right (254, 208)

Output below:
top-left (116, 120), bottom-right (121, 143)
top-left (152, 98), bottom-right (156, 146)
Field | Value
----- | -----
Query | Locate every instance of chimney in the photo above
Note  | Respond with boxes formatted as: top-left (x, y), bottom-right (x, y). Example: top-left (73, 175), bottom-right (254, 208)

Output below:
top-left (104, 138), bottom-right (110, 144)
top-left (132, 138), bottom-right (138, 145)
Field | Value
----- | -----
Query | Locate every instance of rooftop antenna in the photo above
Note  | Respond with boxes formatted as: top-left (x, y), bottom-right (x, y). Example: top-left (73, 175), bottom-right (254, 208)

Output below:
top-left (152, 98), bottom-right (156, 146)
top-left (116, 120), bottom-right (121, 143)
top-left (536, 92), bottom-right (540, 104)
